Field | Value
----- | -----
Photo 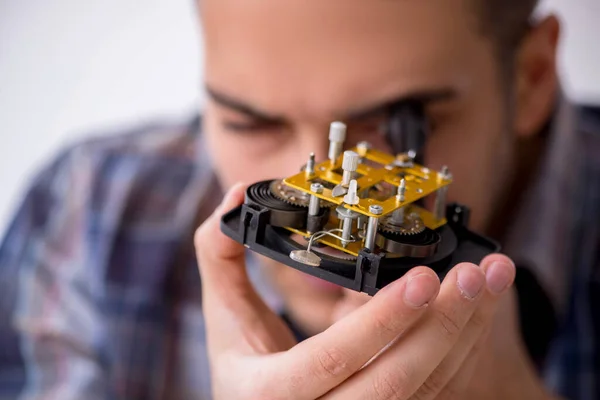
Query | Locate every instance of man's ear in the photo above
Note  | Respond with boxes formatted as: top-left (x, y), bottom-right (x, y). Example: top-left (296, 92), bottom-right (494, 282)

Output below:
top-left (513, 15), bottom-right (560, 138)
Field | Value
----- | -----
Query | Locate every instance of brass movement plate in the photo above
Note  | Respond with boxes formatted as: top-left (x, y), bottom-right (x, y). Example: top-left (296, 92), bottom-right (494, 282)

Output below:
top-left (283, 147), bottom-right (452, 219)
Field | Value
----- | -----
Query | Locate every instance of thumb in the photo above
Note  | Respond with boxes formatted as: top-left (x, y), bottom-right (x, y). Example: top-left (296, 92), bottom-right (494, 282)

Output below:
top-left (194, 183), bottom-right (295, 354)
top-left (195, 182), bottom-right (247, 286)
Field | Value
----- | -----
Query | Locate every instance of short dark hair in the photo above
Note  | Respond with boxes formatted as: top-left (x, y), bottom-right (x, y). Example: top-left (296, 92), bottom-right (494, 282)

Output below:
top-left (474, 0), bottom-right (539, 73)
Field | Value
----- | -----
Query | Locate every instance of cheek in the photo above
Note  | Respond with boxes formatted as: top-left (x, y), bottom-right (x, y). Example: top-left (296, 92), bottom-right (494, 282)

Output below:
top-left (423, 89), bottom-right (512, 230)
top-left (428, 112), bottom-right (504, 178)
top-left (422, 40), bottom-right (512, 200)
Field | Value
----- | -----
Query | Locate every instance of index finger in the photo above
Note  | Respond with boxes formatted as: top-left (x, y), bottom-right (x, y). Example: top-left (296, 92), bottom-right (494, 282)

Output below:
top-left (195, 182), bottom-right (248, 296)
top-left (195, 183), bottom-right (287, 352)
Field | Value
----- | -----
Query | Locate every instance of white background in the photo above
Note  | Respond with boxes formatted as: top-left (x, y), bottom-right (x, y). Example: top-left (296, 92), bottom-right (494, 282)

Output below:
top-left (0, 0), bottom-right (599, 239)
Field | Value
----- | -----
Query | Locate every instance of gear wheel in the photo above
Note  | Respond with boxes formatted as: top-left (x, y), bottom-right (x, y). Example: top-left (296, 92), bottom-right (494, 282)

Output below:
top-left (379, 211), bottom-right (426, 235)
top-left (313, 246), bottom-right (358, 261)
top-left (270, 180), bottom-right (334, 208)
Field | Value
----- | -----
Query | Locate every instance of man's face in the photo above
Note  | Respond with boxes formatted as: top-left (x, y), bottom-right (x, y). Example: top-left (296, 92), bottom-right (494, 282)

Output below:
top-left (200, 0), bottom-right (516, 334)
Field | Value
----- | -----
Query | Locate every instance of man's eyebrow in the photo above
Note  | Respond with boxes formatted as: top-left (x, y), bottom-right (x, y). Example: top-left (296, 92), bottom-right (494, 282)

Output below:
top-left (205, 85), bottom-right (284, 122)
top-left (206, 85), bottom-right (456, 123)
top-left (345, 88), bottom-right (457, 121)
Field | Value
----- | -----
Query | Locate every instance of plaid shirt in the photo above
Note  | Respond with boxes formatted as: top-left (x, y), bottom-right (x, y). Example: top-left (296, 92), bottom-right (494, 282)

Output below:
top-left (0, 102), bottom-right (598, 399)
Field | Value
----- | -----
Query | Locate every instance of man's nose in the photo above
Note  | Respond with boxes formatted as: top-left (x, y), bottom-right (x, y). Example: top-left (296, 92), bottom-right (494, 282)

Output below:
top-left (279, 125), bottom-right (331, 176)
top-left (298, 125), bottom-right (331, 163)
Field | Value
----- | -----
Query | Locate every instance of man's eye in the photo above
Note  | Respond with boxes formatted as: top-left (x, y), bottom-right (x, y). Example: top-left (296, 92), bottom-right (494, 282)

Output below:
top-left (347, 116), bottom-right (387, 136)
top-left (222, 120), bottom-right (282, 133)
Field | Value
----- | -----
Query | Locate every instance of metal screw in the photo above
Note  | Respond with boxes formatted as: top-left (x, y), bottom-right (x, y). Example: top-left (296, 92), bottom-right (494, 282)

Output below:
top-left (310, 182), bottom-right (324, 193)
top-left (306, 152), bottom-right (316, 175)
top-left (369, 205), bottom-right (383, 215)
top-left (357, 141), bottom-right (371, 154)
top-left (439, 165), bottom-right (452, 181)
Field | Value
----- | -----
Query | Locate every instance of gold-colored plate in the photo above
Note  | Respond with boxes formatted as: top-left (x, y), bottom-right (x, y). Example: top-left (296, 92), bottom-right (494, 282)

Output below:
top-left (283, 147), bottom-right (451, 218)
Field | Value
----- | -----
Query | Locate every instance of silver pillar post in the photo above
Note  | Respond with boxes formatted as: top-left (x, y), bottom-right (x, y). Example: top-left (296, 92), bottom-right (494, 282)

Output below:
top-left (391, 178), bottom-right (407, 224)
top-left (336, 206), bottom-right (358, 248)
top-left (365, 205), bottom-right (383, 251)
top-left (341, 218), bottom-right (353, 246)
top-left (308, 183), bottom-right (323, 216)
top-left (434, 166), bottom-right (451, 221)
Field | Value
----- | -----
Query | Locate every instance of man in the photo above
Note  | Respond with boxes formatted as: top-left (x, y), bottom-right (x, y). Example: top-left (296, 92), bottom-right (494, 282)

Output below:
top-left (0, 0), bottom-right (598, 399)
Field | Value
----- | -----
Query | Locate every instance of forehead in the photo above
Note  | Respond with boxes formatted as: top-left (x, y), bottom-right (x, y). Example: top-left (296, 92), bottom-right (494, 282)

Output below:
top-left (201, 0), bottom-right (492, 119)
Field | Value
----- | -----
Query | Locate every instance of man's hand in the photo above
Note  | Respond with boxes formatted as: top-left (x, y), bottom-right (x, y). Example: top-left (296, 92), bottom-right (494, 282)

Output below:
top-left (194, 184), bottom-right (543, 400)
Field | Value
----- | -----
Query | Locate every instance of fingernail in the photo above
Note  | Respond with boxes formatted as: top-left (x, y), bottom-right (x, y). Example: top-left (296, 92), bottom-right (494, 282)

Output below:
top-left (404, 273), bottom-right (439, 308)
top-left (457, 265), bottom-right (485, 299)
top-left (228, 182), bottom-right (244, 195)
top-left (485, 261), bottom-right (515, 295)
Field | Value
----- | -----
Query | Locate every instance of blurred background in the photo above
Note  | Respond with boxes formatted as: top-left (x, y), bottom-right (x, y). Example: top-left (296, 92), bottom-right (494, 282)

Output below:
top-left (0, 0), bottom-right (599, 239)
